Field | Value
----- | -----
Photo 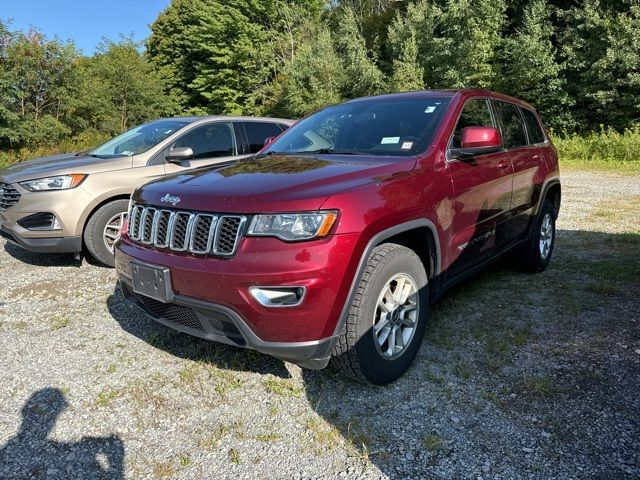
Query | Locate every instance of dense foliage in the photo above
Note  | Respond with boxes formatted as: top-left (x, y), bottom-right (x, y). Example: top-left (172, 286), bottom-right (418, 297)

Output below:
top-left (1, 0), bottom-right (639, 160)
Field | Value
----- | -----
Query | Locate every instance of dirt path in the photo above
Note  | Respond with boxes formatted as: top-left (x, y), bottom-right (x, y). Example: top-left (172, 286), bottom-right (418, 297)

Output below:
top-left (0, 171), bottom-right (638, 479)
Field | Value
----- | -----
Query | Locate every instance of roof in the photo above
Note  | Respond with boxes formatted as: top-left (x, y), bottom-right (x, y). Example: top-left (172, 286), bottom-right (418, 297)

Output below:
top-left (346, 88), bottom-right (535, 110)
top-left (156, 115), bottom-right (295, 125)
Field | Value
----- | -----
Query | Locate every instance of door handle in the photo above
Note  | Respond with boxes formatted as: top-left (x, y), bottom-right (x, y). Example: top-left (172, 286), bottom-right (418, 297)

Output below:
top-left (497, 160), bottom-right (511, 169)
top-left (532, 154), bottom-right (543, 160)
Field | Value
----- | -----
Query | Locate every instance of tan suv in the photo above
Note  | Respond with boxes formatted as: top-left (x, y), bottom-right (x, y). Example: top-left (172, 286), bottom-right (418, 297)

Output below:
top-left (0, 116), bottom-right (292, 266)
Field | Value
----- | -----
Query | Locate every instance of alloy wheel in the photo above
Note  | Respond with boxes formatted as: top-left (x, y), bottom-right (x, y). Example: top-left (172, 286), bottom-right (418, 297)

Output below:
top-left (103, 212), bottom-right (127, 254)
top-left (373, 273), bottom-right (420, 360)
top-left (539, 213), bottom-right (553, 260)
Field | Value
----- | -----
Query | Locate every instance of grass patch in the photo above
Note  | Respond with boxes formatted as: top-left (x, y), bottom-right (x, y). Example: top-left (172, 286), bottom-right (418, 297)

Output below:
top-left (228, 448), bottom-right (242, 465)
top-left (554, 127), bottom-right (640, 173)
top-left (303, 419), bottom-right (342, 455)
top-left (198, 425), bottom-right (231, 450)
top-left (422, 434), bottom-right (444, 452)
top-left (263, 377), bottom-right (303, 398)
top-left (453, 361), bottom-right (472, 380)
top-left (178, 453), bottom-right (192, 467)
top-left (521, 373), bottom-right (562, 397)
top-left (254, 433), bottom-right (280, 442)
top-left (152, 461), bottom-right (176, 479)
top-left (50, 316), bottom-right (70, 330)
top-left (95, 389), bottom-right (118, 407)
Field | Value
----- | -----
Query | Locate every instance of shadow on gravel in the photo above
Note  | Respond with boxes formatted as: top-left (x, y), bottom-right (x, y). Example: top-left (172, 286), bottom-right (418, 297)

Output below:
top-left (106, 284), bottom-right (291, 378)
top-left (3, 242), bottom-right (81, 267)
top-left (0, 388), bottom-right (124, 479)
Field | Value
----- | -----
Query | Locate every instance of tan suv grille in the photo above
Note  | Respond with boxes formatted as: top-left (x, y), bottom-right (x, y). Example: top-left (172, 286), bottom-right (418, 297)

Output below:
top-left (0, 183), bottom-right (21, 211)
top-left (127, 203), bottom-right (246, 257)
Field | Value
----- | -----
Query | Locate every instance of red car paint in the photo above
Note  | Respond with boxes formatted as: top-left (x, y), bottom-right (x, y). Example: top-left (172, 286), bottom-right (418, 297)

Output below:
top-left (115, 89), bottom-right (560, 367)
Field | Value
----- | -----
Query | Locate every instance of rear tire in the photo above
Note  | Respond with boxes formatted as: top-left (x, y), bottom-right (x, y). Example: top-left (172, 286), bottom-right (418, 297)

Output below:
top-left (330, 243), bottom-right (429, 385)
top-left (83, 199), bottom-right (129, 268)
top-left (517, 199), bottom-right (556, 273)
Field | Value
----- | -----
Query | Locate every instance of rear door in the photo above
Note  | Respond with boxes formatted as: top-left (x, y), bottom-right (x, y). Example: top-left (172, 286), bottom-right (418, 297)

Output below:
top-left (494, 102), bottom-right (547, 238)
top-left (163, 122), bottom-right (248, 174)
top-left (446, 98), bottom-right (514, 276)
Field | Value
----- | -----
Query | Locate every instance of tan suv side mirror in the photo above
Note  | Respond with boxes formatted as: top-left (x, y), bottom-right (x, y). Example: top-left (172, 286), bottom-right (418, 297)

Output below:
top-left (166, 147), bottom-right (194, 163)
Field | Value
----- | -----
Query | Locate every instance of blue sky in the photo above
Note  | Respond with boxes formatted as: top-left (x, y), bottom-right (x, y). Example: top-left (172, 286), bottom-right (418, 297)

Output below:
top-left (2, 0), bottom-right (171, 54)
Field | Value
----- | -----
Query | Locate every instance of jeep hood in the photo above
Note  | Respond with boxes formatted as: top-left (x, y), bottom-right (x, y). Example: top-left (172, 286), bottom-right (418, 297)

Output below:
top-left (0, 153), bottom-right (133, 183)
top-left (134, 154), bottom-right (416, 212)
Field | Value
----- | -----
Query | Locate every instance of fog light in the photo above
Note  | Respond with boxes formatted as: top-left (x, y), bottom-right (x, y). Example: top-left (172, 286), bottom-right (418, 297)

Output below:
top-left (249, 286), bottom-right (306, 307)
top-left (17, 212), bottom-right (63, 231)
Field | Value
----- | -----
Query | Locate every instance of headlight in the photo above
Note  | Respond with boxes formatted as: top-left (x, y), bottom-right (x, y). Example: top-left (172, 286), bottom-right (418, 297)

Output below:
top-left (20, 174), bottom-right (87, 192)
top-left (247, 211), bottom-right (338, 241)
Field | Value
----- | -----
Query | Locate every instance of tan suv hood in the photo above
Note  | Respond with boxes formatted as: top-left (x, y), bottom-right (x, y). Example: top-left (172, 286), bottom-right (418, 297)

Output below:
top-left (0, 153), bottom-right (133, 183)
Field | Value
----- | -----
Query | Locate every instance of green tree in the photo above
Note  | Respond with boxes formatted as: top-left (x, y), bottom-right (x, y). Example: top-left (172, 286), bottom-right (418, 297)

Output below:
top-left (269, 25), bottom-right (345, 117)
top-left (501, 0), bottom-right (573, 130)
top-left (0, 26), bottom-right (78, 148)
top-left (334, 7), bottom-right (385, 98)
top-left (76, 37), bottom-right (177, 133)
top-left (389, 29), bottom-right (424, 92)
top-left (431, 0), bottom-right (506, 89)
top-left (558, 1), bottom-right (640, 131)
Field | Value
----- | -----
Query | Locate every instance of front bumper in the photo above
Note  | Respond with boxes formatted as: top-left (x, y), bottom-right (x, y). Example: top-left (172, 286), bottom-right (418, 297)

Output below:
top-left (119, 276), bottom-right (335, 369)
top-left (0, 224), bottom-right (82, 253)
top-left (114, 232), bottom-right (361, 368)
top-left (0, 183), bottom-right (94, 253)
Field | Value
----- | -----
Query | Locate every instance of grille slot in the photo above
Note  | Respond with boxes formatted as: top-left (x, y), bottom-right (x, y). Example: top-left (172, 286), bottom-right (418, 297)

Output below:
top-left (139, 296), bottom-right (204, 332)
top-left (153, 210), bottom-right (173, 248)
top-left (140, 208), bottom-right (157, 244)
top-left (127, 203), bottom-right (245, 257)
top-left (214, 216), bottom-right (245, 256)
top-left (0, 183), bottom-right (21, 211)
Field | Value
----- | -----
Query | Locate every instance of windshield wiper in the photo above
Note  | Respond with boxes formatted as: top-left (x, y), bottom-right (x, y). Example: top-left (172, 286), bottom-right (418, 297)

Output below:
top-left (291, 148), bottom-right (362, 155)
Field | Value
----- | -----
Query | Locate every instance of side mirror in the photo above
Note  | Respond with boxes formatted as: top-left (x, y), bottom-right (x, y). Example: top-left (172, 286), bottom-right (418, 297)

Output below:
top-left (166, 146), bottom-right (194, 163)
top-left (456, 126), bottom-right (502, 158)
top-left (263, 136), bottom-right (276, 147)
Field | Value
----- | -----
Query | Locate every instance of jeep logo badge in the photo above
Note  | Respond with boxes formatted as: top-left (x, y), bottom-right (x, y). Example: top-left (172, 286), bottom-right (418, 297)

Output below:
top-left (160, 193), bottom-right (181, 206)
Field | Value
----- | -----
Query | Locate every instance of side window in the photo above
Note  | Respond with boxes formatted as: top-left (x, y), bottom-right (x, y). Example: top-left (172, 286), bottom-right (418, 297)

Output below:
top-left (243, 122), bottom-right (284, 154)
top-left (495, 101), bottom-right (527, 149)
top-left (521, 108), bottom-right (546, 144)
top-left (451, 99), bottom-right (494, 149)
top-left (173, 123), bottom-right (236, 159)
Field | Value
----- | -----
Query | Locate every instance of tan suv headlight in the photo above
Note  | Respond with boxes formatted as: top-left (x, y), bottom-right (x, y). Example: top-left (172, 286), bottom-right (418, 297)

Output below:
top-left (20, 174), bottom-right (87, 192)
top-left (247, 211), bottom-right (337, 241)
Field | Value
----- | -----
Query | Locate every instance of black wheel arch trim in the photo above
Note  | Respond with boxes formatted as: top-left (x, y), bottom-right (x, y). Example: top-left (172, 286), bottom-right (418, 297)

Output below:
top-left (535, 178), bottom-right (561, 217)
top-left (331, 218), bottom-right (441, 338)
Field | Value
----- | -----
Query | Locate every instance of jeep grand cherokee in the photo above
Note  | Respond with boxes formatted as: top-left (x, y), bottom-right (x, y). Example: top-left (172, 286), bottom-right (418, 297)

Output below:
top-left (114, 89), bottom-right (560, 385)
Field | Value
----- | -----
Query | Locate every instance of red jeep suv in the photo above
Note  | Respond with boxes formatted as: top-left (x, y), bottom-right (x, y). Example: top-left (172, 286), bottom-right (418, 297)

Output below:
top-left (115, 89), bottom-right (560, 385)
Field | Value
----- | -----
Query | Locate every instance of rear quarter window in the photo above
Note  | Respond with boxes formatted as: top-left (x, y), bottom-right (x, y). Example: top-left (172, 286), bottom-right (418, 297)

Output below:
top-left (243, 122), bottom-right (285, 154)
top-left (521, 108), bottom-right (546, 144)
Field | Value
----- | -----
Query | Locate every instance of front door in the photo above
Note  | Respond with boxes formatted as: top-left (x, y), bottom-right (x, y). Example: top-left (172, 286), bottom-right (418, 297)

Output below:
top-left (163, 122), bottom-right (248, 174)
top-left (445, 98), bottom-right (514, 277)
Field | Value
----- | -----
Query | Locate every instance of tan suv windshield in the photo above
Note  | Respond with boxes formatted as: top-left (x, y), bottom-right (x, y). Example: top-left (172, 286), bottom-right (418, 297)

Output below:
top-left (89, 119), bottom-right (191, 158)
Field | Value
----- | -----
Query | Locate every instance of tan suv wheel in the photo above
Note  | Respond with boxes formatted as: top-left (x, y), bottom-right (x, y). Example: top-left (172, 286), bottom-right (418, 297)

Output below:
top-left (83, 199), bottom-right (129, 267)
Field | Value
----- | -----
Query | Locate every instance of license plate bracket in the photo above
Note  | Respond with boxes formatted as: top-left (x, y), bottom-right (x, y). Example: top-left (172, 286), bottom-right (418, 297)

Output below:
top-left (131, 262), bottom-right (174, 303)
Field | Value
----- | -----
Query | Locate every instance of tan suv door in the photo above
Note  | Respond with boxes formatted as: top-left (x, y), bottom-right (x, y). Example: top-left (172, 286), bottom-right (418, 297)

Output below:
top-left (163, 121), bottom-right (250, 174)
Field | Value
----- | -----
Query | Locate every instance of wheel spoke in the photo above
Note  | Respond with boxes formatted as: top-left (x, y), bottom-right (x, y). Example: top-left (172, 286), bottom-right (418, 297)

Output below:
top-left (377, 326), bottom-right (391, 346)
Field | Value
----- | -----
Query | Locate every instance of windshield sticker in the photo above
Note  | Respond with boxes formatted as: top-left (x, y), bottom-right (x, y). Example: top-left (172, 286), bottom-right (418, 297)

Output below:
top-left (401, 141), bottom-right (414, 150)
top-left (381, 137), bottom-right (400, 144)
top-left (424, 106), bottom-right (437, 114)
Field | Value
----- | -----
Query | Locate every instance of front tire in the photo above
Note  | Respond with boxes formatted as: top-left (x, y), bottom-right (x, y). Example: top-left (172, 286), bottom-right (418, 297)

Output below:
top-left (83, 199), bottom-right (129, 268)
top-left (331, 243), bottom-right (429, 385)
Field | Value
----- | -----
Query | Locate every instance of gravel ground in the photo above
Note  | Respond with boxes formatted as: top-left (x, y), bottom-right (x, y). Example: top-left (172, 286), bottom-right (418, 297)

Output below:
top-left (0, 171), bottom-right (638, 480)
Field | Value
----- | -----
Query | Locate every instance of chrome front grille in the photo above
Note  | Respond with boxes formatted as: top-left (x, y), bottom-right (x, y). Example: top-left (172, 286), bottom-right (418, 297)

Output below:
top-left (127, 203), bottom-right (246, 256)
top-left (0, 183), bottom-right (21, 211)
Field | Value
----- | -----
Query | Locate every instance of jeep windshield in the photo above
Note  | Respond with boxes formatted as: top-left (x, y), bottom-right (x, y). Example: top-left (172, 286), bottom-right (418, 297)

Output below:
top-left (263, 97), bottom-right (451, 157)
top-left (88, 119), bottom-right (191, 158)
